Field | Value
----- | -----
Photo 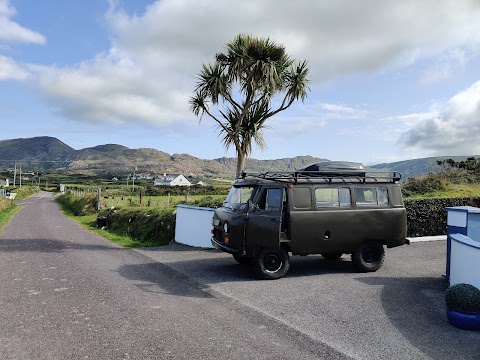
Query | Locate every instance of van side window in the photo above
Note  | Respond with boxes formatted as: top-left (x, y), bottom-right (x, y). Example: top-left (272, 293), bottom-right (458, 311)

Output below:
top-left (377, 187), bottom-right (389, 206)
top-left (355, 187), bottom-right (389, 206)
top-left (315, 188), bottom-right (351, 207)
top-left (258, 188), bottom-right (283, 211)
top-left (292, 187), bottom-right (312, 209)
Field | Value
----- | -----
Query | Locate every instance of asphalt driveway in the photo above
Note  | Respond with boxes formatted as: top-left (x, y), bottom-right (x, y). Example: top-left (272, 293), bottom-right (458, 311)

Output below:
top-left (138, 240), bottom-right (480, 360)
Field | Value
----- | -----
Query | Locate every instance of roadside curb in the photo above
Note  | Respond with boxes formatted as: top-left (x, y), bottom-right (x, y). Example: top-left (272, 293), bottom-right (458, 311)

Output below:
top-left (408, 235), bottom-right (447, 243)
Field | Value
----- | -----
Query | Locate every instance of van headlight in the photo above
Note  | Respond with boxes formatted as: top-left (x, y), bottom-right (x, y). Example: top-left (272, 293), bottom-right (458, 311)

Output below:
top-left (223, 221), bottom-right (230, 234)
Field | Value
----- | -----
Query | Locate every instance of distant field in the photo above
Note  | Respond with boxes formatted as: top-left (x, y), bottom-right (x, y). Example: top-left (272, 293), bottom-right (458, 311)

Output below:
top-left (98, 194), bottom-right (226, 209)
top-left (405, 183), bottom-right (480, 199)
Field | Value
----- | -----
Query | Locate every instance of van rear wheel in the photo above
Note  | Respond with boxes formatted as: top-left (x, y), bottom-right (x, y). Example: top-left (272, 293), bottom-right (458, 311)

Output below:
top-left (351, 241), bottom-right (384, 272)
top-left (254, 247), bottom-right (290, 280)
top-left (321, 253), bottom-right (343, 260)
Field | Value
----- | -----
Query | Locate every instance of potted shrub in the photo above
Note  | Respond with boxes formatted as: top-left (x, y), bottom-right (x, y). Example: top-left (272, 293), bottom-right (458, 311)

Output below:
top-left (445, 283), bottom-right (480, 330)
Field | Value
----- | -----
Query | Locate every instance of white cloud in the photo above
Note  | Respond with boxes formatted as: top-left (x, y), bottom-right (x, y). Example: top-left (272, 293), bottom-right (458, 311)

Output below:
top-left (0, 0), bottom-right (45, 45)
top-left (0, 55), bottom-right (28, 80)
top-left (421, 49), bottom-right (469, 84)
top-left (0, 1), bottom-right (44, 83)
top-left (13, 0), bottom-right (480, 126)
top-left (35, 49), bottom-right (190, 124)
top-left (399, 80), bottom-right (480, 155)
top-left (316, 103), bottom-right (368, 119)
top-left (276, 116), bottom-right (328, 137)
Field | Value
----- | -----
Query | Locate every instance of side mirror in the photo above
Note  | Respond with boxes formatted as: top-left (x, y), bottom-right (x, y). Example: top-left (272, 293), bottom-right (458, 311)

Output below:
top-left (248, 199), bottom-right (257, 212)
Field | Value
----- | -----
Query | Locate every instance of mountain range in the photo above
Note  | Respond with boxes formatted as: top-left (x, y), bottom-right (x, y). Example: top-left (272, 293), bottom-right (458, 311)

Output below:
top-left (0, 136), bottom-right (475, 179)
top-left (0, 137), bottom-right (326, 178)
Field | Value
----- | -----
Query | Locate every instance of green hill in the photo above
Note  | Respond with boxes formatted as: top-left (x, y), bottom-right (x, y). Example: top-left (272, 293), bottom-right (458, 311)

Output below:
top-left (1, 136), bottom-right (475, 179)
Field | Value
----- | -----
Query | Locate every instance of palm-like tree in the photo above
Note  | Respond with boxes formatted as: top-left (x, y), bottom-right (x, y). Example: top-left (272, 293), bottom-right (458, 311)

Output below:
top-left (190, 34), bottom-right (310, 178)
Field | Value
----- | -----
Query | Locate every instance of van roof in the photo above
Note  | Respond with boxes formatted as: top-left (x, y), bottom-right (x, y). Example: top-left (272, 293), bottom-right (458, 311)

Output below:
top-left (237, 162), bottom-right (401, 185)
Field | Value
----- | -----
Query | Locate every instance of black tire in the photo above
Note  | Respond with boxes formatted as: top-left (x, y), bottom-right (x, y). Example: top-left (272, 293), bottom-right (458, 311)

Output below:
top-left (351, 241), bottom-right (385, 272)
top-left (321, 253), bottom-right (343, 260)
top-left (253, 247), bottom-right (290, 280)
top-left (232, 254), bottom-right (252, 265)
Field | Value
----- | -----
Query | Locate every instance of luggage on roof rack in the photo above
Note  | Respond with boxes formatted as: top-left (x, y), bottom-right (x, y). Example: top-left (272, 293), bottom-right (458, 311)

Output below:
top-left (239, 161), bottom-right (401, 183)
top-left (296, 161), bottom-right (365, 177)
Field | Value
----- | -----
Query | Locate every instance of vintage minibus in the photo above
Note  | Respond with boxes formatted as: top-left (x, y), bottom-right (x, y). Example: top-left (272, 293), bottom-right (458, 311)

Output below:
top-left (211, 162), bottom-right (408, 279)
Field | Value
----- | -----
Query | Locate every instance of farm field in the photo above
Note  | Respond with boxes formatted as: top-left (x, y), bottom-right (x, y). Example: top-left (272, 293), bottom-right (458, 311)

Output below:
top-left (404, 183), bottom-right (480, 200)
top-left (97, 193), bottom-right (226, 209)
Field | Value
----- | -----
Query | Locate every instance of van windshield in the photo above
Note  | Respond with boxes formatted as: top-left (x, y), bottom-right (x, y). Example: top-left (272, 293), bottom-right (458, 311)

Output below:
top-left (224, 186), bottom-right (257, 210)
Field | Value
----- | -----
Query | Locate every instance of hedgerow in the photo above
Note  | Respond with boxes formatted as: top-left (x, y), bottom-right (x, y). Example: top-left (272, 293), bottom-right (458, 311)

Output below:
top-left (99, 207), bottom-right (176, 246)
top-left (56, 192), bottom-right (97, 216)
top-left (405, 197), bottom-right (480, 237)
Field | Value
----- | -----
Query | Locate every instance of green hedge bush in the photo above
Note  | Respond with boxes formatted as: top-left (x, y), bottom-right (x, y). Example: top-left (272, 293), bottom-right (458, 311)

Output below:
top-left (402, 175), bottom-right (447, 197)
top-left (0, 197), bottom-right (13, 212)
top-left (144, 184), bottom-right (229, 196)
top-left (445, 283), bottom-right (480, 313)
top-left (405, 197), bottom-right (480, 237)
top-left (100, 207), bottom-right (175, 246)
top-left (180, 196), bottom-right (224, 208)
top-left (9, 185), bottom-right (38, 200)
top-left (57, 192), bottom-right (97, 216)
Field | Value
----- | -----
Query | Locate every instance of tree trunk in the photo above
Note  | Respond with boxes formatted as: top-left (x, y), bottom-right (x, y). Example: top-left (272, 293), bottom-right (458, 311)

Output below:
top-left (235, 151), bottom-right (246, 179)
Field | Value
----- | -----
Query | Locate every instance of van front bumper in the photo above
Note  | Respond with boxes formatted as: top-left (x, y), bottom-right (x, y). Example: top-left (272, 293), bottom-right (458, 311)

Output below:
top-left (211, 237), bottom-right (242, 254)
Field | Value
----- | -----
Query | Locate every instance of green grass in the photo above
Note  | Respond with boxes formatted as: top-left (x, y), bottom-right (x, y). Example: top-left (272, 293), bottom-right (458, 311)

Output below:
top-left (60, 210), bottom-right (162, 248)
top-left (0, 204), bottom-right (22, 234)
top-left (405, 183), bottom-right (480, 199)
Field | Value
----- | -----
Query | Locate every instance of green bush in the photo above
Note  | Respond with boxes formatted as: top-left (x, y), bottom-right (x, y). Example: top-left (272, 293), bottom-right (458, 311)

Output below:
top-left (445, 283), bottom-right (480, 313)
top-left (405, 197), bottom-right (480, 237)
top-left (99, 207), bottom-right (176, 246)
top-left (144, 184), bottom-right (229, 197)
top-left (9, 185), bottom-right (38, 200)
top-left (57, 193), bottom-right (97, 216)
top-left (0, 197), bottom-right (12, 212)
top-left (402, 174), bottom-right (447, 197)
top-left (181, 196), bottom-right (224, 208)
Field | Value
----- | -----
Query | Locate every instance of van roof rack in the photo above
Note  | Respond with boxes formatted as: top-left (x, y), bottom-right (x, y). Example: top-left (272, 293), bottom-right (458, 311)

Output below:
top-left (239, 162), bottom-right (401, 184)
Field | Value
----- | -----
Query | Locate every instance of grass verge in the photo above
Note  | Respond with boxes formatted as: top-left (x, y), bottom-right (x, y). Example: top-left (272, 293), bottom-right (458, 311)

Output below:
top-left (0, 204), bottom-right (22, 234)
top-left (405, 183), bottom-right (480, 199)
top-left (60, 209), bottom-right (162, 248)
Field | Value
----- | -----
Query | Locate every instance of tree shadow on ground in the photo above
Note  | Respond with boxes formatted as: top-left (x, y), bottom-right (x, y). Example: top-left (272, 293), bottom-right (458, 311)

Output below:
top-left (115, 262), bottom-right (215, 299)
top-left (357, 276), bottom-right (480, 360)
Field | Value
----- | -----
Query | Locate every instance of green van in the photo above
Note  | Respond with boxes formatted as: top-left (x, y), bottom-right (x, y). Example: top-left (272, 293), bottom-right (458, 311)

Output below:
top-left (211, 162), bottom-right (408, 279)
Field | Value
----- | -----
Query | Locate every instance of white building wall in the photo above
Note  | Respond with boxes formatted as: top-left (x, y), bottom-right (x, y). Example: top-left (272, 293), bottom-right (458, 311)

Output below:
top-left (450, 233), bottom-right (480, 289)
top-left (171, 175), bottom-right (191, 186)
top-left (175, 205), bottom-right (214, 248)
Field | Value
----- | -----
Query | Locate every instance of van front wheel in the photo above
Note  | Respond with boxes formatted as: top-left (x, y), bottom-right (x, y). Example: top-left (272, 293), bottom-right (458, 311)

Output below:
top-left (232, 254), bottom-right (251, 265)
top-left (351, 241), bottom-right (384, 272)
top-left (254, 247), bottom-right (290, 280)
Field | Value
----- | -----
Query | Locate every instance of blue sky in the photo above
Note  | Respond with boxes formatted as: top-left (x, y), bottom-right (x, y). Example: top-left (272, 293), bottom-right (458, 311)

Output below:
top-left (2, 0), bottom-right (480, 165)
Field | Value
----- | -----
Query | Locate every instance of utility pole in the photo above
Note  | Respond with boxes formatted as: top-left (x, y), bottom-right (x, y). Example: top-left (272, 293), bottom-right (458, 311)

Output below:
top-left (19, 163), bottom-right (22, 188)
top-left (13, 162), bottom-right (16, 187)
top-left (96, 188), bottom-right (101, 211)
top-left (132, 166), bottom-right (137, 192)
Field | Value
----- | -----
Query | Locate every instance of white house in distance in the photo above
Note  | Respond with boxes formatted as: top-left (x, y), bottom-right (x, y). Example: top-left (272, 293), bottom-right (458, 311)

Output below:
top-left (0, 179), bottom-right (9, 187)
top-left (154, 174), bottom-right (191, 186)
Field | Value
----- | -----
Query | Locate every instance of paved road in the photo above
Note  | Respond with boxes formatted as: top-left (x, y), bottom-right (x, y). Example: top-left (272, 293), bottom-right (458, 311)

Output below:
top-left (139, 239), bottom-right (480, 359)
top-left (0, 192), bottom-right (347, 360)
